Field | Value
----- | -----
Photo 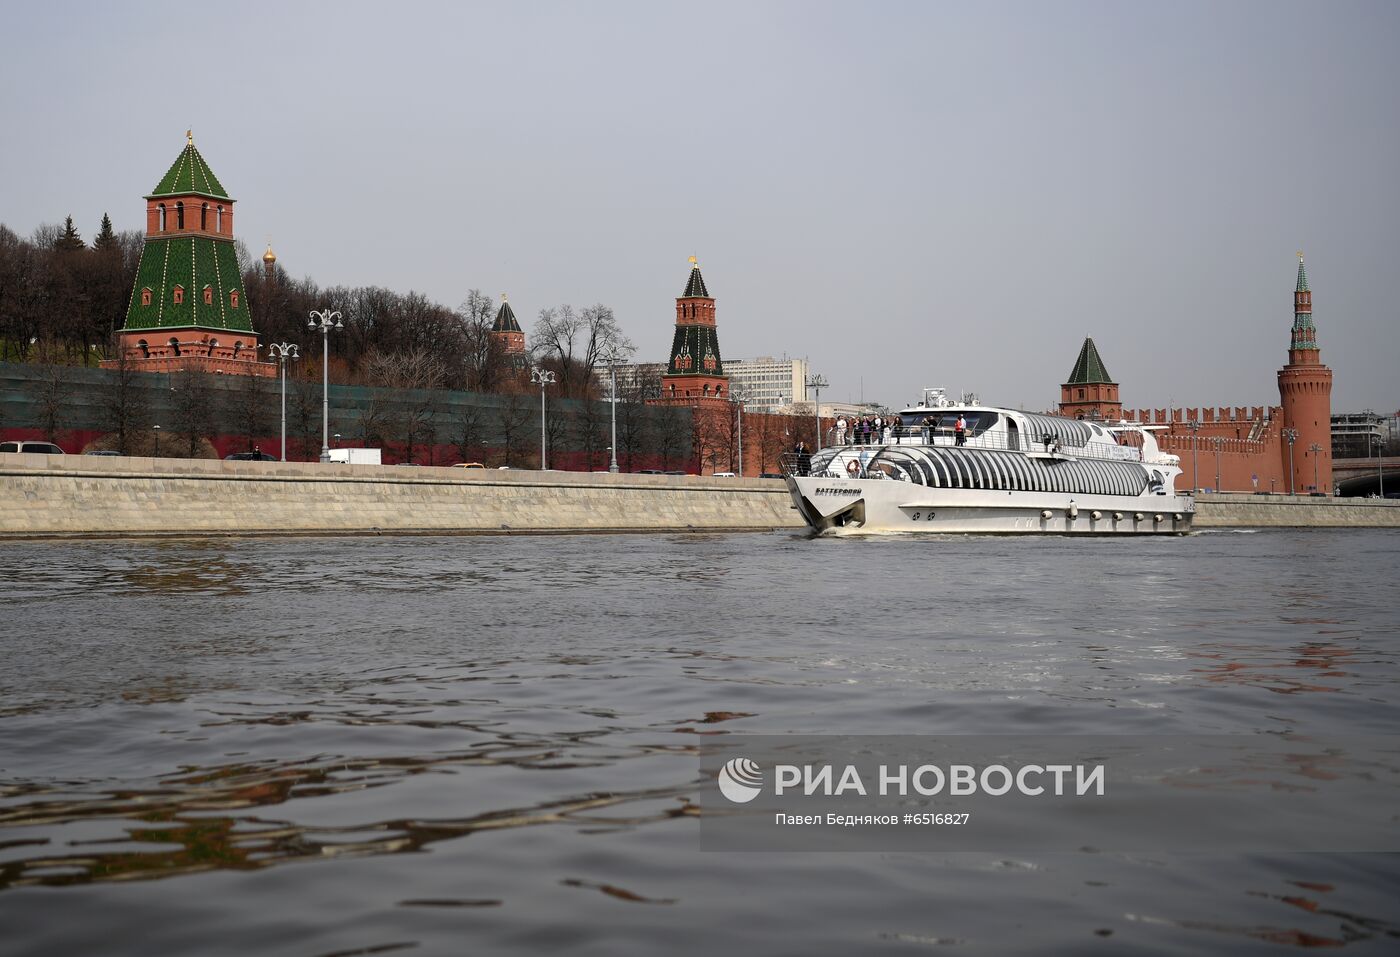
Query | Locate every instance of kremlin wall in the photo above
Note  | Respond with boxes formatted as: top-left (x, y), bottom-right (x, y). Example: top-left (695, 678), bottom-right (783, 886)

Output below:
top-left (1057, 254), bottom-right (1335, 495)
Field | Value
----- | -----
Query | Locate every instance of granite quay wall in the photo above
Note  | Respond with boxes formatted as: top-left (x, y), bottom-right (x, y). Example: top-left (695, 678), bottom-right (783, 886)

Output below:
top-left (0, 453), bottom-right (803, 538)
top-left (1193, 492), bottom-right (1400, 528)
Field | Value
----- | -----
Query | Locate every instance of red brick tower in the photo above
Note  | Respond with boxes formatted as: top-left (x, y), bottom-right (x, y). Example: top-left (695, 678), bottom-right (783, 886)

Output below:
top-left (491, 294), bottom-right (529, 370)
top-left (1277, 252), bottom-right (1333, 493)
top-left (1059, 337), bottom-right (1122, 420)
top-left (657, 257), bottom-right (728, 405)
top-left (103, 131), bottom-right (272, 376)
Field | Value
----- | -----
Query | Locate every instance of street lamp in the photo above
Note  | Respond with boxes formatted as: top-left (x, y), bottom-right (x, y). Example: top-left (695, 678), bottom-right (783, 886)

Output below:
top-left (267, 342), bottom-right (299, 462)
top-left (1309, 442), bottom-right (1323, 493)
top-left (1213, 436), bottom-right (1223, 492)
top-left (1186, 419), bottom-right (1201, 491)
top-left (1282, 427), bottom-right (1299, 495)
top-left (603, 350), bottom-right (623, 473)
top-left (152, 424), bottom-right (161, 458)
top-left (307, 309), bottom-right (342, 463)
top-left (806, 373), bottom-right (828, 451)
top-left (531, 367), bottom-right (557, 469)
top-left (1377, 435), bottom-right (1386, 498)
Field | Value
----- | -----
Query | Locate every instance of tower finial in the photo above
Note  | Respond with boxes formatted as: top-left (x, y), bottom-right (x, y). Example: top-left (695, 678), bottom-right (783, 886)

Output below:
top-left (688, 254), bottom-right (698, 268)
top-left (1298, 249), bottom-right (1304, 262)
top-left (186, 129), bottom-right (193, 146)
top-left (501, 292), bottom-right (508, 302)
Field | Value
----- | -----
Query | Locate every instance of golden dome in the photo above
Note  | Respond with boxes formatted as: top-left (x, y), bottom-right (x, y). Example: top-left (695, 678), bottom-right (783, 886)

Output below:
top-left (262, 244), bottom-right (277, 264)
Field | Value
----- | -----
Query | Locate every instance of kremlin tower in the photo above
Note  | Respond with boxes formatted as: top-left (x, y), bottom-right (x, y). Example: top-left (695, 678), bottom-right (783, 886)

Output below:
top-left (657, 257), bottom-right (728, 405)
top-left (491, 294), bottom-right (529, 370)
top-left (103, 132), bottom-right (272, 376)
top-left (1059, 337), bottom-right (1122, 420)
top-left (1277, 252), bottom-right (1333, 493)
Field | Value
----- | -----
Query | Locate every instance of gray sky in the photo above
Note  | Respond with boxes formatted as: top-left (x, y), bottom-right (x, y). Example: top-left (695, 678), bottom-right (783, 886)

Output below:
top-left (3, 0), bottom-right (1396, 412)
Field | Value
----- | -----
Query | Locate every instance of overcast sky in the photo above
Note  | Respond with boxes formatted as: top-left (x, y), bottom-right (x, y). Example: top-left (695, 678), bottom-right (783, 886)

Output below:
top-left (3, 0), bottom-right (1396, 411)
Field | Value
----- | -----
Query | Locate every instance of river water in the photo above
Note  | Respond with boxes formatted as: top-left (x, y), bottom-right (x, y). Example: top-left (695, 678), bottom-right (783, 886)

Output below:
top-left (1, 529), bottom-right (1397, 955)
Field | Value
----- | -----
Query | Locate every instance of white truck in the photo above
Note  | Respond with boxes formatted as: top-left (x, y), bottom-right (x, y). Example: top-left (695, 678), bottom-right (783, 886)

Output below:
top-left (327, 448), bottom-right (382, 465)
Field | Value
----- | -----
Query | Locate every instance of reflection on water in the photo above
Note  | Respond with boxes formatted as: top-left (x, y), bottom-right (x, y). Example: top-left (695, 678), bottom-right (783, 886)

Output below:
top-left (1, 529), bottom-right (1398, 955)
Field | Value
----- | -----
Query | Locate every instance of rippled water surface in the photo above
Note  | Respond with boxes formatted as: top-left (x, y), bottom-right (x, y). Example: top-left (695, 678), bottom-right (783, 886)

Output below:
top-left (1, 529), bottom-right (1398, 955)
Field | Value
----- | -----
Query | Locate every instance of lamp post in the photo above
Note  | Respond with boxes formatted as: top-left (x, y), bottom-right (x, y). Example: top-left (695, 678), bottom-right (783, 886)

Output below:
top-left (1377, 435), bottom-right (1385, 498)
top-left (806, 373), bottom-right (828, 451)
top-left (604, 350), bottom-right (622, 473)
top-left (267, 342), bottom-right (299, 462)
top-left (1282, 427), bottom-right (1298, 495)
top-left (152, 424), bottom-right (161, 458)
top-left (307, 309), bottom-right (342, 463)
top-left (1186, 419), bottom-right (1200, 491)
top-left (1213, 436), bottom-right (1223, 492)
top-left (531, 368), bottom-right (556, 470)
top-left (1309, 442), bottom-right (1322, 493)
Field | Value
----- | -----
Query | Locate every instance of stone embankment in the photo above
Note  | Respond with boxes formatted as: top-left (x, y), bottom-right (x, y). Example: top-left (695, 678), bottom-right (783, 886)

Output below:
top-left (1, 455), bottom-right (1396, 538)
top-left (1193, 492), bottom-right (1400, 528)
top-left (0, 453), bottom-right (803, 538)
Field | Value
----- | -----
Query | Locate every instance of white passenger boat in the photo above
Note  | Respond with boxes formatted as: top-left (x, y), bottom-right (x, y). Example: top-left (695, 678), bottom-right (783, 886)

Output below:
top-left (784, 389), bottom-right (1193, 535)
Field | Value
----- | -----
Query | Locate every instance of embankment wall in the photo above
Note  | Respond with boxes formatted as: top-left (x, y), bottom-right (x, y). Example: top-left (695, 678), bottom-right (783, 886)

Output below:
top-left (0, 453), bottom-right (802, 538)
top-left (2, 456), bottom-right (1397, 538)
top-left (1193, 492), bottom-right (1400, 528)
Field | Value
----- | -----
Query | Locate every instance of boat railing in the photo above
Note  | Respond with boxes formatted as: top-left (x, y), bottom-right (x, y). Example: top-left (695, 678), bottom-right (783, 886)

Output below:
top-left (828, 427), bottom-right (1144, 461)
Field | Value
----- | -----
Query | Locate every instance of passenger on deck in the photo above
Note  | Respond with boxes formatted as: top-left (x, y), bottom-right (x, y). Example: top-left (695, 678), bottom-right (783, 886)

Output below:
top-left (794, 440), bottom-right (812, 476)
top-left (955, 414), bottom-right (967, 446)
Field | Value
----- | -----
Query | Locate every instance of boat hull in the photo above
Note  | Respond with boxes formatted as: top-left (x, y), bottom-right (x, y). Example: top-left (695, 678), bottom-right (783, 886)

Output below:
top-left (786, 476), bottom-right (1194, 535)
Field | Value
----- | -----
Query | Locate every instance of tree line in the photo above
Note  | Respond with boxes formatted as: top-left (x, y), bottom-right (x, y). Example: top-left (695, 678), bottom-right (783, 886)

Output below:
top-left (1, 217), bottom-right (636, 401)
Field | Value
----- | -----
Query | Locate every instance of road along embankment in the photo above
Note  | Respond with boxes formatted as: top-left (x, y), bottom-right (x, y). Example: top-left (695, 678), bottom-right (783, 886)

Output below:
top-left (1193, 492), bottom-right (1400, 527)
top-left (0, 453), bottom-right (805, 538)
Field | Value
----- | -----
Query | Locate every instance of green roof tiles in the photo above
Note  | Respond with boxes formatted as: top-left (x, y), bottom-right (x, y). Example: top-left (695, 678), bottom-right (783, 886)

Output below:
top-left (149, 141), bottom-right (230, 199)
top-left (1296, 256), bottom-right (1309, 292)
top-left (123, 236), bottom-right (251, 332)
top-left (1066, 337), bottom-right (1114, 385)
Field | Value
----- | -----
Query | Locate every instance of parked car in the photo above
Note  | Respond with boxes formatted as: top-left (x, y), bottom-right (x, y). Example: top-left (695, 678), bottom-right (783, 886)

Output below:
top-left (84, 450), bottom-right (122, 456)
top-left (712, 471), bottom-right (737, 478)
top-left (452, 462), bottom-right (487, 469)
top-left (0, 441), bottom-right (64, 454)
top-left (224, 451), bottom-right (277, 461)
top-left (759, 472), bottom-right (785, 479)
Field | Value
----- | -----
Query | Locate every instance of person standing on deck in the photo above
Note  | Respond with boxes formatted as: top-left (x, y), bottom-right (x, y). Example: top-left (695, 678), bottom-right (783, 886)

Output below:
top-left (955, 414), bottom-right (967, 446)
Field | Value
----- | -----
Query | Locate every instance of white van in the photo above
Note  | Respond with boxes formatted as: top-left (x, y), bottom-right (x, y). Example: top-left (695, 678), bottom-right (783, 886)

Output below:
top-left (0, 441), bottom-right (64, 454)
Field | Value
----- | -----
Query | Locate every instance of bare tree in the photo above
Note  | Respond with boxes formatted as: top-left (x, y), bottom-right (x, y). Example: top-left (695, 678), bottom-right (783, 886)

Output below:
top-left (454, 404), bottom-right (486, 463)
top-left (28, 363), bottom-right (70, 442)
top-left (574, 399), bottom-right (608, 470)
top-left (98, 345), bottom-right (150, 454)
top-left (545, 405), bottom-right (569, 469)
top-left (459, 289), bottom-right (510, 393)
top-left (530, 303), bottom-right (634, 399)
top-left (169, 369), bottom-right (217, 458)
top-left (499, 394), bottom-right (532, 467)
top-left (231, 368), bottom-right (273, 454)
top-left (655, 405), bottom-right (690, 471)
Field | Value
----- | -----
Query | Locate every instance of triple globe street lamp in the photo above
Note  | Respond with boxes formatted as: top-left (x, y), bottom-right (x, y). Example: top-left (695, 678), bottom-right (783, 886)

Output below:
top-left (530, 367), bottom-right (557, 470)
top-left (806, 373), bottom-right (828, 451)
top-left (307, 309), bottom-right (343, 463)
top-left (267, 342), bottom-right (299, 462)
top-left (1281, 427), bottom-right (1299, 495)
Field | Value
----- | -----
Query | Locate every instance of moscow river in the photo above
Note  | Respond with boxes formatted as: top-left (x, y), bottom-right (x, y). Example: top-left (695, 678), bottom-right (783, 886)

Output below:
top-left (1, 528), bottom-right (1398, 955)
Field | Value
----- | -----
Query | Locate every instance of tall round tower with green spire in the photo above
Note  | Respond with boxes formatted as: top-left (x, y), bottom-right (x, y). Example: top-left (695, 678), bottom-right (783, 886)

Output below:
top-left (102, 132), bottom-right (272, 377)
top-left (1277, 251), bottom-right (1332, 492)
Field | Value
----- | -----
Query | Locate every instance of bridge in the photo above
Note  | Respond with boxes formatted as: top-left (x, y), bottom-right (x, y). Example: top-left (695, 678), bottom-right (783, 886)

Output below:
top-left (1333, 456), bottom-right (1400, 497)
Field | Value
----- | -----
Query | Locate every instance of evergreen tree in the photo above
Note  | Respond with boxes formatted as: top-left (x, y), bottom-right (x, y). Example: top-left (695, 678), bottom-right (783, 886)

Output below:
top-left (93, 213), bottom-right (118, 252)
top-left (54, 215), bottom-right (84, 252)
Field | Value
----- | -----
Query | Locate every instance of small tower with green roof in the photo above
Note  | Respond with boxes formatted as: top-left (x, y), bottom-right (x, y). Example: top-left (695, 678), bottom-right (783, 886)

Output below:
top-left (103, 131), bottom-right (272, 377)
top-left (1058, 336), bottom-right (1122, 420)
top-left (656, 256), bottom-right (729, 405)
